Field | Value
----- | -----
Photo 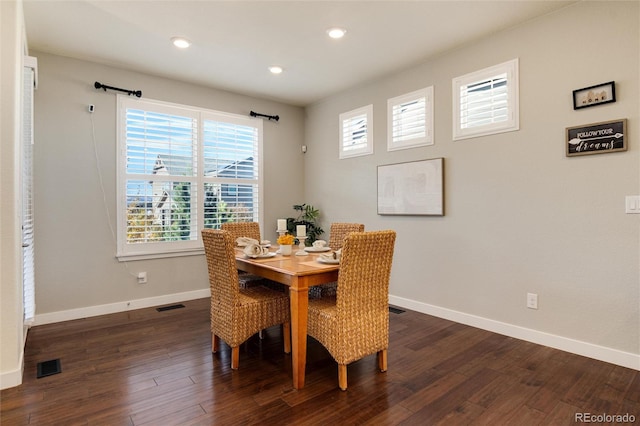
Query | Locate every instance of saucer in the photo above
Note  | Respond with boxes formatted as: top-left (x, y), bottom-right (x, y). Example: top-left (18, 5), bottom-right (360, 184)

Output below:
top-left (304, 246), bottom-right (331, 253)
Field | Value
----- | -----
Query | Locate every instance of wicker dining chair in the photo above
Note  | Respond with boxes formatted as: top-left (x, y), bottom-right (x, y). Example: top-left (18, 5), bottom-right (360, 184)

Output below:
top-left (201, 229), bottom-right (291, 370)
top-left (221, 221), bottom-right (269, 289)
top-left (309, 223), bottom-right (364, 299)
top-left (327, 223), bottom-right (365, 250)
top-left (307, 230), bottom-right (396, 390)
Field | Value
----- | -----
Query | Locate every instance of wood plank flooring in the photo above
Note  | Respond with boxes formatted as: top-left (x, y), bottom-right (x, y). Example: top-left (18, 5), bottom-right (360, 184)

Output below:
top-left (2, 298), bottom-right (638, 425)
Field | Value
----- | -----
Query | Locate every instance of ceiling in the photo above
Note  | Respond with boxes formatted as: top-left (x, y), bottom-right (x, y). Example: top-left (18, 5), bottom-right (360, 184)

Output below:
top-left (23, 0), bottom-right (575, 107)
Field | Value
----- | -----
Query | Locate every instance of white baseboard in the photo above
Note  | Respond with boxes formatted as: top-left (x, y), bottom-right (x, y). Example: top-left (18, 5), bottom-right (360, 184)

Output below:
top-left (389, 294), bottom-right (640, 371)
top-left (0, 352), bottom-right (24, 390)
top-left (34, 289), bottom-right (211, 326)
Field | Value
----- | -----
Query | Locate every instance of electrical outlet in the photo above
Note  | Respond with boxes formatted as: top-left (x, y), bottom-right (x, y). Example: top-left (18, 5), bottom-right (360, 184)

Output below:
top-left (527, 293), bottom-right (538, 310)
top-left (137, 272), bottom-right (147, 284)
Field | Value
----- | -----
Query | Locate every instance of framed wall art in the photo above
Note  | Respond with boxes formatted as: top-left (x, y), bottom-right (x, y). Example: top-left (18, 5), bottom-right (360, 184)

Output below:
top-left (573, 81), bottom-right (616, 110)
top-left (566, 119), bottom-right (627, 157)
top-left (377, 158), bottom-right (444, 216)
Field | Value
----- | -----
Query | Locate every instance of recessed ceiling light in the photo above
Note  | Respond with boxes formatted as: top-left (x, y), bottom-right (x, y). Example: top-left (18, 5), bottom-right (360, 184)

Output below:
top-left (327, 27), bottom-right (347, 39)
top-left (268, 66), bottom-right (283, 74)
top-left (171, 37), bottom-right (191, 49)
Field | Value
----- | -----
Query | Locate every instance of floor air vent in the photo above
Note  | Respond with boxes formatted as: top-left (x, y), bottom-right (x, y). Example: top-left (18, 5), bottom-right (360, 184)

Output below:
top-left (389, 306), bottom-right (405, 314)
top-left (37, 359), bottom-right (61, 378)
top-left (156, 304), bottom-right (185, 312)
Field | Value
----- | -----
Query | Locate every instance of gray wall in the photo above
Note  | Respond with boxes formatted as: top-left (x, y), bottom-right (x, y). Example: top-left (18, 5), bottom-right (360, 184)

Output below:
top-left (304, 1), bottom-right (639, 357)
top-left (32, 51), bottom-right (305, 316)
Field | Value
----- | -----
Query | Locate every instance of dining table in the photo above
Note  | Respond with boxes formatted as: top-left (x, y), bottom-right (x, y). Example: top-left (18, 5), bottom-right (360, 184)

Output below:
top-left (234, 245), bottom-right (339, 390)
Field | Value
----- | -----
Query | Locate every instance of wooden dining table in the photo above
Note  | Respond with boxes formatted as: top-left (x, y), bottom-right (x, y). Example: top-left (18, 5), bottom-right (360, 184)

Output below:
top-left (234, 246), bottom-right (339, 389)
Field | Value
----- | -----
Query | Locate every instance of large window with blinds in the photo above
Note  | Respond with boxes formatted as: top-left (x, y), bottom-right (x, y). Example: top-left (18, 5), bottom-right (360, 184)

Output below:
top-left (117, 97), bottom-right (262, 260)
top-left (387, 86), bottom-right (434, 151)
top-left (452, 58), bottom-right (519, 140)
top-left (339, 104), bottom-right (373, 159)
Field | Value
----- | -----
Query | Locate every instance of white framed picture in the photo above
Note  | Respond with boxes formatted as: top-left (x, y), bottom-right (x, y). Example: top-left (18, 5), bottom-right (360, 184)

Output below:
top-left (377, 158), bottom-right (444, 216)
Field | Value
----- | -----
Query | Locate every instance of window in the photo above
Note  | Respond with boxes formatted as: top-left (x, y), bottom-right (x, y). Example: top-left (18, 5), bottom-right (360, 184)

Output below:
top-left (453, 58), bottom-right (519, 140)
top-left (387, 86), bottom-right (434, 151)
top-left (23, 57), bottom-right (37, 324)
top-left (339, 104), bottom-right (373, 159)
top-left (117, 97), bottom-right (262, 260)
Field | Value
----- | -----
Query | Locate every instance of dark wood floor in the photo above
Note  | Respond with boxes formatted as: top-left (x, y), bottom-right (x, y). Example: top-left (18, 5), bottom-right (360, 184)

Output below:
top-left (2, 298), bottom-right (639, 425)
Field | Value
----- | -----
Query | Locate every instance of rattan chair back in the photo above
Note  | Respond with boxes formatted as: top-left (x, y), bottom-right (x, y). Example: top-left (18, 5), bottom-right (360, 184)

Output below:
top-left (220, 222), bottom-right (269, 288)
top-left (308, 223), bottom-right (364, 299)
top-left (221, 222), bottom-right (261, 244)
top-left (328, 223), bottom-right (364, 250)
top-left (203, 229), bottom-right (240, 306)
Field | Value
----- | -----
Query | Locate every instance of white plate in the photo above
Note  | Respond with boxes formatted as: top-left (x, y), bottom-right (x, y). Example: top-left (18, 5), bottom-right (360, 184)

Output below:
top-left (246, 252), bottom-right (277, 259)
top-left (317, 257), bottom-right (339, 264)
top-left (304, 246), bottom-right (331, 253)
top-left (238, 242), bottom-right (270, 248)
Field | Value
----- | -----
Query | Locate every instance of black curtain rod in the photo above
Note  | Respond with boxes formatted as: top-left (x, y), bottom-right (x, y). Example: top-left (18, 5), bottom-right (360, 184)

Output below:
top-left (250, 110), bottom-right (279, 122)
top-left (94, 81), bottom-right (142, 98)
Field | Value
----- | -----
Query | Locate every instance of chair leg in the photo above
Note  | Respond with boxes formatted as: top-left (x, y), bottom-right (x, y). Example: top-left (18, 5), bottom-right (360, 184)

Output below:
top-left (212, 333), bottom-right (219, 353)
top-left (378, 349), bottom-right (387, 372)
top-left (282, 322), bottom-right (291, 354)
top-left (231, 346), bottom-right (240, 370)
top-left (338, 364), bottom-right (347, 391)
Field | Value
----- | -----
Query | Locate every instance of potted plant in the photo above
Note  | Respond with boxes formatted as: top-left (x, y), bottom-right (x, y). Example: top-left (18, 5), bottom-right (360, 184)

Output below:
top-left (286, 204), bottom-right (324, 246)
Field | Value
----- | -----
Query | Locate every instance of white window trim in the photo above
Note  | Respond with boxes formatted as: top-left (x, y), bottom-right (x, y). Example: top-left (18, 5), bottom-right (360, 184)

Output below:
top-left (339, 104), bottom-right (374, 159)
top-left (387, 86), bottom-right (434, 151)
top-left (452, 58), bottom-right (519, 141)
top-left (116, 96), bottom-right (263, 261)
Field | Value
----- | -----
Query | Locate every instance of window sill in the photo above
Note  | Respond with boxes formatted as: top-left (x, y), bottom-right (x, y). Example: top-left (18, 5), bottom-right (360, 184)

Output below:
top-left (117, 248), bottom-right (204, 262)
top-left (453, 124), bottom-right (519, 141)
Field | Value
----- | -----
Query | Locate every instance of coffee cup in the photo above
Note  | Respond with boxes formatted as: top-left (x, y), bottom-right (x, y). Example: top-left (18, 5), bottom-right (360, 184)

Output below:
top-left (313, 240), bottom-right (327, 249)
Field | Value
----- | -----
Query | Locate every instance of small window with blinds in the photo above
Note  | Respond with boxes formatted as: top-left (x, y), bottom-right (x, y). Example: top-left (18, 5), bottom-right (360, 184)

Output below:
top-left (339, 104), bottom-right (373, 159)
top-left (117, 97), bottom-right (262, 260)
top-left (387, 86), bottom-right (434, 151)
top-left (453, 58), bottom-right (519, 140)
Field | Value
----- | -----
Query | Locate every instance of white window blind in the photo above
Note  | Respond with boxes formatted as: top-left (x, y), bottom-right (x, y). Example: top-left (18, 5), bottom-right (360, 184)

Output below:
top-left (387, 87), bottom-right (434, 151)
top-left (22, 58), bottom-right (37, 324)
top-left (339, 105), bottom-right (373, 159)
top-left (117, 97), bottom-right (262, 260)
top-left (124, 107), bottom-right (197, 247)
top-left (202, 117), bottom-right (259, 227)
top-left (453, 59), bottom-right (519, 140)
top-left (460, 75), bottom-right (507, 128)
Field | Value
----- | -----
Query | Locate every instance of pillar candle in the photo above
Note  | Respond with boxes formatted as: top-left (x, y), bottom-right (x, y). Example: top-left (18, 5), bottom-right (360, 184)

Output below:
top-left (277, 219), bottom-right (287, 231)
top-left (296, 225), bottom-right (306, 237)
